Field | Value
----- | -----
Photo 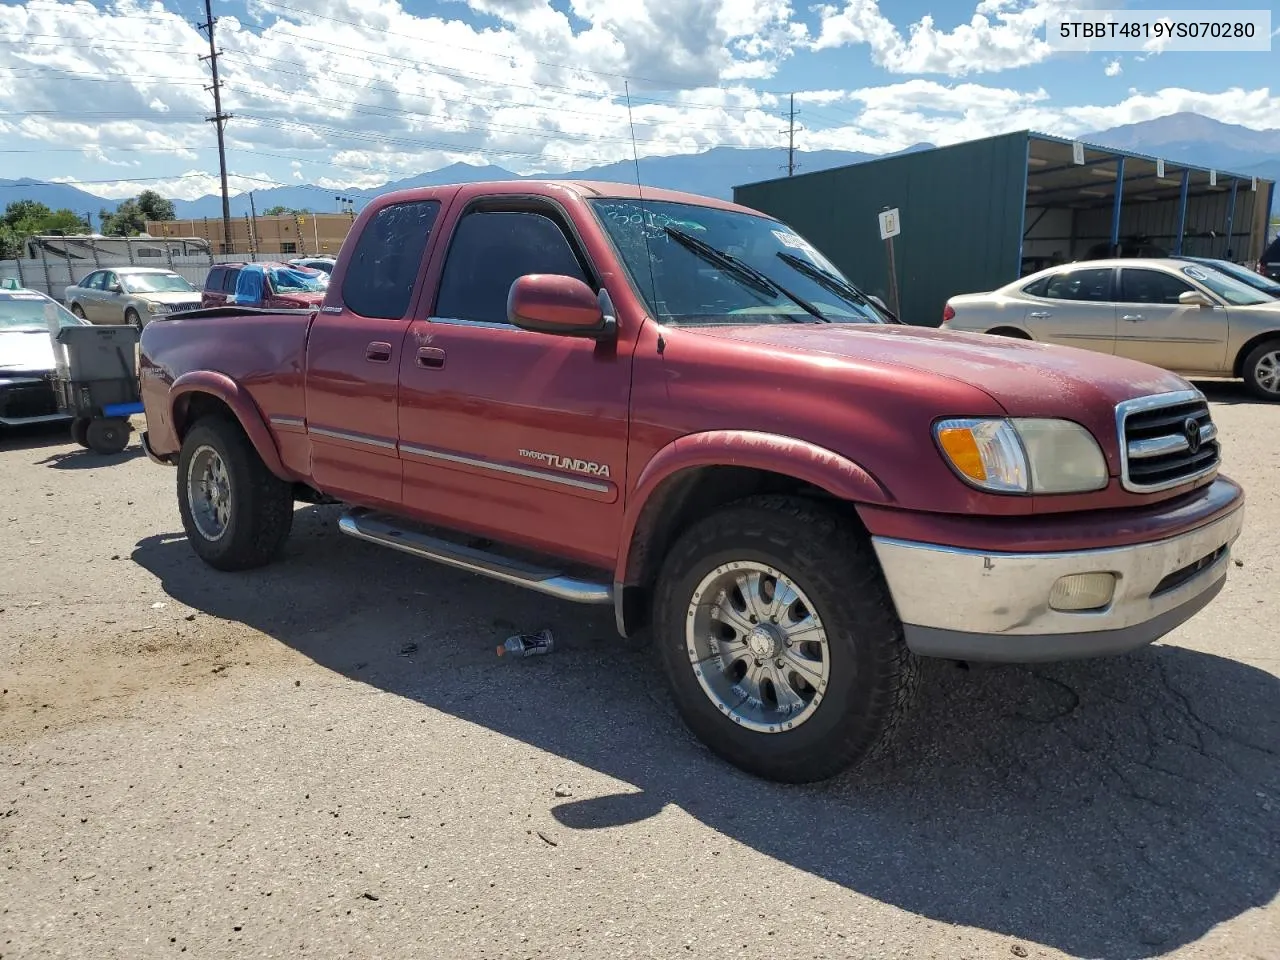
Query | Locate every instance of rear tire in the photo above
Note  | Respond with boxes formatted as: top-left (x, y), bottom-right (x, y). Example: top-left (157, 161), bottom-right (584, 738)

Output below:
top-left (176, 416), bottom-right (294, 571)
top-left (85, 417), bottom-right (129, 454)
top-left (985, 327), bottom-right (1031, 339)
top-left (652, 495), bottom-right (919, 784)
top-left (70, 417), bottom-right (90, 448)
top-left (1242, 340), bottom-right (1280, 401)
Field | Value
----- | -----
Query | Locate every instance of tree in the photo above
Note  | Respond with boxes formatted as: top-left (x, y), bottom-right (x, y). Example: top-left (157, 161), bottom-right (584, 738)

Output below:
top-left (99, 191), bottom-right (177, 236)
top-left (137, 190), bottom-right (176, 222)
top-left (262, 205), bottom-right (312, 216)
top-left (0, 201), bottom-right (89, 257)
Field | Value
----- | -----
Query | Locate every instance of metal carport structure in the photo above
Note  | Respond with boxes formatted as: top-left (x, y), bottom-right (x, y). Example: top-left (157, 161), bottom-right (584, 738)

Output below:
top-left (733, 131), bottom-right (1275, 327)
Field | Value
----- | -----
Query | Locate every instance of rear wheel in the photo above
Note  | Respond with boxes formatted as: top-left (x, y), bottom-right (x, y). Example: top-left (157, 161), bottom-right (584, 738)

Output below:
top-left (1242, 340), bottom-right (1280, 401)
top-left (652, 495), bottom-right (919, 783)
top-left (177, 416), bottom-right (293, 571)
top-left (986, 327), bottom-right (1031, 339)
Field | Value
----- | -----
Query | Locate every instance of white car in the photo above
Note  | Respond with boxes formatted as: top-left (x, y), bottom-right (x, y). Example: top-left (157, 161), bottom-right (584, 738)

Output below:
top-left (942, 257), bottom-right (1280, 400)
top-left (0, 287), bottom-right (90, 428)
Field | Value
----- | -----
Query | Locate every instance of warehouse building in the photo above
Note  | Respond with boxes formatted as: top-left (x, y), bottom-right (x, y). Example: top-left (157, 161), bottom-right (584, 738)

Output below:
top-left (734, 131), bottom-right (1276, 327)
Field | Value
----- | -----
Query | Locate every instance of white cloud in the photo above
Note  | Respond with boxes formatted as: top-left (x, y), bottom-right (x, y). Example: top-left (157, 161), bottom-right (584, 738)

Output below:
top-left (1104, 59), bottom-right (1121, 77)
top-left (1, 0), bottom-right (1276, 200)
top-left (809, 0), bottom-right (1089, 75)
top-left (64, 170), bottom-right (284, 202)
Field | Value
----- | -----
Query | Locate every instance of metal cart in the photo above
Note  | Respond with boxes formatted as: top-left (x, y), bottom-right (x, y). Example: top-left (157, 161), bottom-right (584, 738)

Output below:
top-left (51, 325), bottom-right (144, 455)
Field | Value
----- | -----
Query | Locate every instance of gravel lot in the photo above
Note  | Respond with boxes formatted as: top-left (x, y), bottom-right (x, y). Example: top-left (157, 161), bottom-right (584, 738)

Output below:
top-left (2, 381), bottom-right (1277, 960)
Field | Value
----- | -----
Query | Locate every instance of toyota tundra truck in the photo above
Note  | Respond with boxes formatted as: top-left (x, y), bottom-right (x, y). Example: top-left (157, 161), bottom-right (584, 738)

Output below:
top-left (136, 180), bottom-right (1246, 784)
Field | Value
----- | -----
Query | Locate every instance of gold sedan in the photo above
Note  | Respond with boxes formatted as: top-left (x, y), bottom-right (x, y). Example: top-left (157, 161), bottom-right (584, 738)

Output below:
top-left (942, 258), bottom-right (1280, 401)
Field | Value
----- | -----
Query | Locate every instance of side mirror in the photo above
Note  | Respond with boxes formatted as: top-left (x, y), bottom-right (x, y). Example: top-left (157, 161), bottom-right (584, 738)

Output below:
top-left (508, 274), bottom-right (615, 340)
top-left (1179, 290), bottom-right (1214, 307)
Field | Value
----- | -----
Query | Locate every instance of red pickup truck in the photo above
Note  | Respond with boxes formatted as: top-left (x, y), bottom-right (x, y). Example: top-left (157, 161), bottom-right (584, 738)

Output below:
top-left (137, 180), bottom-right (1246, 783)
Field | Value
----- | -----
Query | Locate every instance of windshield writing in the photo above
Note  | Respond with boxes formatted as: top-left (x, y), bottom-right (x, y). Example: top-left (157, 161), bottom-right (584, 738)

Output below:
top-left (589, 199), bottom-right (884, 327)
top-left (1182, 265), bottom-right (1271, 306)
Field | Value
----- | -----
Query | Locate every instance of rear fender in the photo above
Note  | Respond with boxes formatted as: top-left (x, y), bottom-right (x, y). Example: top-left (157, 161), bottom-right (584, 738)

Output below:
top-left (614, 429), bottom-right (892, 588)
top-left (170, 371), bottom-right (290, 480)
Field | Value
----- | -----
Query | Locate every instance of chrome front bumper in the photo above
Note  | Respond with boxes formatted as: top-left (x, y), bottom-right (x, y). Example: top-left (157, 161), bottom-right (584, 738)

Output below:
top-left (872, 504), bottom-right (1245, 662)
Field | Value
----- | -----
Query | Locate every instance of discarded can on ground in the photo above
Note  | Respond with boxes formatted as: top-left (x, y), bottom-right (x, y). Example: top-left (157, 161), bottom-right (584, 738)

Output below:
top-left (497, 628), bottom-right (554, 659)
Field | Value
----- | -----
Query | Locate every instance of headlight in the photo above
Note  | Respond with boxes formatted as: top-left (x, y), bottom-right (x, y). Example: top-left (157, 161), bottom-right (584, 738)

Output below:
top-left (147, 302), bottom-right (170, 314)
top-left (934, 417), bottom-right (1108, 494)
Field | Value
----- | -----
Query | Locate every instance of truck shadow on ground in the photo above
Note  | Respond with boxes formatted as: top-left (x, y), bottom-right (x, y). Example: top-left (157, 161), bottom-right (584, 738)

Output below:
top-left (1189, 379), bottom-right (1268, 406)
top-left (133, 507), bottom-right (1280, 960)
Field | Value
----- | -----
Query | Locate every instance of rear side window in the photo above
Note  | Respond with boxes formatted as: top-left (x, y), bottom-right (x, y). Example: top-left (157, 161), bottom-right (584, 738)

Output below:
top-left (1044, 268), bottom-right (1113, 302)
top-left (1021, 276), bottom-right (1050, 297)
top-left (206, 267), bottom-right (224, 291)
top-left (222, 268), bottom-right (241, 293)
top-left (342, 200), bottom-right (441, 319)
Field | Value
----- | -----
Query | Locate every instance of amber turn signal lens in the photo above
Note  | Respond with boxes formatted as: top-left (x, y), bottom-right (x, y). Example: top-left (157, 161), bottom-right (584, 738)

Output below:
top-left (937, 427), bottom-right (986, 481)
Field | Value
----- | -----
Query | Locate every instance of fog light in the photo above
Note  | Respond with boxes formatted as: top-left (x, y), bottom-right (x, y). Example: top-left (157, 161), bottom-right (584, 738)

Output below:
top-left (1049, 572), bottom-right (1116, 612)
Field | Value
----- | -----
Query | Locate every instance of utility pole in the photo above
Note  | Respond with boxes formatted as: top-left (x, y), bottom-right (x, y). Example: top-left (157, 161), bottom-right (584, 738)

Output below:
top-left (197, 0), bottom-right (233, 255)
top-left (248, 190), bottom-right (258, 259)
top-left (787, 93), bottom-right (796, 177)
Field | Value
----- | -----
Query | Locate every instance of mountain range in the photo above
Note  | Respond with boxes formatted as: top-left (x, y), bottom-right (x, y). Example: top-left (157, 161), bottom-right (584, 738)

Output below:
top-left (1, 112), bottom-right (1277, 225)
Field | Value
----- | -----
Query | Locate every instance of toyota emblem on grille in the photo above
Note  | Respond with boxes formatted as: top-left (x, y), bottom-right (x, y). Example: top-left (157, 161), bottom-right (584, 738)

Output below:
top-left (1184, 417), bottom-right (1202, 454)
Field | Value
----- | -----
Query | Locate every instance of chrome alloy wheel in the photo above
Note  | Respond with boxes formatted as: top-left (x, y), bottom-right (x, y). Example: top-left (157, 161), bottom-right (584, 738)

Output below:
top-left (188, 444), bottom-right (232, 541)
top-left (685, 561), bottom-right (830, 733)
top-left (1254, 350), bottom-right (1280, 395)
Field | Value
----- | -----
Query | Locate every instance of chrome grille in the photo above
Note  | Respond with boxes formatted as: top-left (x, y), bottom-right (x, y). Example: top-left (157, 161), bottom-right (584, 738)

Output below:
top-left (1117, 391), bottom-right (1220, 493)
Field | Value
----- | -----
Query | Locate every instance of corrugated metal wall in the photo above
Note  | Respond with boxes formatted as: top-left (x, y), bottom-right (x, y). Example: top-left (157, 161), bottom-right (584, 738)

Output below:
top-left (1074, 186), bottom-right (1262, 260)
top-left (734, 132), bottom-right (1028, 327)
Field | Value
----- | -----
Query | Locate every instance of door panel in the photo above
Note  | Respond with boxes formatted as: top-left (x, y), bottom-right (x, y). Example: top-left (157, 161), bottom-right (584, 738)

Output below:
top-left (1112, 268), bottom-right (1229, 373)
top-left (302, 198), bottom-right (443, 507)
top-left (1023, 267), bottom-right (1117, 353)
top-left (397, 204), bottom-right (632, 569)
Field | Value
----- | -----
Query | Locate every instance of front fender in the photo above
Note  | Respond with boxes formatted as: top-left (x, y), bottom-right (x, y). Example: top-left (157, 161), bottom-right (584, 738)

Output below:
top-left (170, 370), bottom-right (291, 481)
top-left (615, 429), bottom-right (893, 586)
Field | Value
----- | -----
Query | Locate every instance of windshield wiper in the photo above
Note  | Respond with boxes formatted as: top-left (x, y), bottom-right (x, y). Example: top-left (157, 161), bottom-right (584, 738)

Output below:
top-left (775, 251), bottom-right (897, 324)
top-left (664, 227), bottom-right (829, 323)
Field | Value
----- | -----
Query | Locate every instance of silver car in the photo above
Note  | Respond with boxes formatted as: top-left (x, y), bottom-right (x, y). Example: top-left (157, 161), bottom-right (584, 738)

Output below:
top-left (65, 267), bottom-right (203, 329)
top-left (942, 257), bottom-right (1280, 401)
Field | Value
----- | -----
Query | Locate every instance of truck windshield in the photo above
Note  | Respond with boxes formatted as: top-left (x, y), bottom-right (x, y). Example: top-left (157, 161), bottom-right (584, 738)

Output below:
top-left (268, 267), bottom-right (327, 293)
top-left (121, 272), bottom-right (196, 294)
top-left (588, 198), bottom-right (886, 327)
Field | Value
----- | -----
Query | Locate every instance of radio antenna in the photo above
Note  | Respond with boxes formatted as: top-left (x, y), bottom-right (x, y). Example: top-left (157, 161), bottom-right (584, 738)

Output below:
top-left (624, 81), bottom-right (662, 349)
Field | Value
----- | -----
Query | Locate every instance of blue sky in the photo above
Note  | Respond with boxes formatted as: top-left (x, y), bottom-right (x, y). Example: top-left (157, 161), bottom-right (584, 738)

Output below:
top-left (0, 0), bottom-right (1276, 199)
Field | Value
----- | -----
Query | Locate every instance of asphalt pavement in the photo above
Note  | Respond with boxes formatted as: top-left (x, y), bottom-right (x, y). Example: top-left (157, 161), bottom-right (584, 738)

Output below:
top-left (1, 380), bottom-right (1277, 960)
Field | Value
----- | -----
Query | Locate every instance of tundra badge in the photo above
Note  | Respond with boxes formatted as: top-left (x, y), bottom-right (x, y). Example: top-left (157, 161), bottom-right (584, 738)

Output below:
top-left (518, 449), bottom-right (611, 479)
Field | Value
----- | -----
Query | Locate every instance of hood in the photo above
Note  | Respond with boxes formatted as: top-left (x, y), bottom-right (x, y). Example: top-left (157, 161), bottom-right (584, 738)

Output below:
top-left (692, 321), bottom-right (1191, 419)
top-left (0, 329), bottom-right (55, 375)
top-left (132, 290), bottom-right (202, 305)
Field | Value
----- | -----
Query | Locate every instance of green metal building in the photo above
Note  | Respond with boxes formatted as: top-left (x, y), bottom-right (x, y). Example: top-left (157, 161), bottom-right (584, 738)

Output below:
top-left (734, 131), bottom-right (1276, 327)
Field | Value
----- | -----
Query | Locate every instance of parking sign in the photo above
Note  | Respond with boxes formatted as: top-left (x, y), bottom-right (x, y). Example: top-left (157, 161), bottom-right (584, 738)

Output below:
top-left (878, 208), bottom-right (901, 240)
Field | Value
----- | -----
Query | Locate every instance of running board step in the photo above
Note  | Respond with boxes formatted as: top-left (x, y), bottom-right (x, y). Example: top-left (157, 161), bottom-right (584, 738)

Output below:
top-left (338, 508), bottom-right (613, 605)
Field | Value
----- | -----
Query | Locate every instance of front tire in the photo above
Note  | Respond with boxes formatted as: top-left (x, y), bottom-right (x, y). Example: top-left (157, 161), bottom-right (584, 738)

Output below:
top-left (85, 417), bottom-right (129, 454)
top-left (652, 495), bottom-right (919, 784)
top-left (125, 308), bottom-right (143, 330)
top-left (70, 304), bottom-right (86, 320)
top-left (177, 416), bottom-right (294, 571)
top-left (1242, 340), bottom-right (1280, 401)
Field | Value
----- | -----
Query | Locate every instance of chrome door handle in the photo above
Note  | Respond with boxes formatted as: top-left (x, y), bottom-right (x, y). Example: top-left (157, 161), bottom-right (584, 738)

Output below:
top-left (1122, 314), bottom-right (1144, 322)
top-left (415, 346), bottom-right (446, 369)
top-left (365, 341), bottom-right (392, 362)
top-left (1028, 311), bottom-right (1051, 319)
